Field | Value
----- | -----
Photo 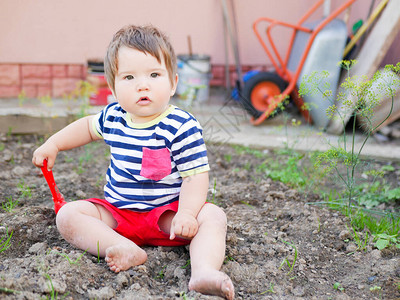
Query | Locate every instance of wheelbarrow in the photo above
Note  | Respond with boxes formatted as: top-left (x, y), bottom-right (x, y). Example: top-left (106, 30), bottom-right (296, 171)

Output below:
top-left (240, 0), bottom-right (359, 127)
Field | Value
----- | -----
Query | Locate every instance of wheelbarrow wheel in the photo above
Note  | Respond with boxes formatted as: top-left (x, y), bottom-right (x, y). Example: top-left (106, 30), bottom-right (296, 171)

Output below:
top-left (240, 72), bottom-right (287, 118)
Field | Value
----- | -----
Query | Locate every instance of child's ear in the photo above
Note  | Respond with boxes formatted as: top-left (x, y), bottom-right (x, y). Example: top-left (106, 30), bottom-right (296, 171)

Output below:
top-left (170, 73), bottom-right (179, 96)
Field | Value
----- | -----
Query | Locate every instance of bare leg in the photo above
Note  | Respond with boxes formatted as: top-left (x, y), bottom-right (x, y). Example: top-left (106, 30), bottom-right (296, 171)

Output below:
top-left (56, 201), bottom-right (147, 272)
top-left (188, 203), bottom-right (234, 300)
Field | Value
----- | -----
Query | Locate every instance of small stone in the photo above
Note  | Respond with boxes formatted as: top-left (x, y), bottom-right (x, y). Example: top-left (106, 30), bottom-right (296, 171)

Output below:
top-left (75, 190), bottom-right (86, 199)
top-left (88, 286), bottom-right (115, 300)
top-left (370, 249), bottom-right (382, 260)
top-left (12, 166), bottom-right (29, 176)
top-left (339, 230), bottom-right (351, 240)
top-left (346, 243), bottom-right (358, 253)
top-left (137, 265), bottom-right (148, 273)
top-left (292, 286), bottom-right (305, 296)
top-left (131, 282), bottom-right (141, 290)
top-left (28, 242), bottom-right (48, 255)
top-left (115, 272), bottom-right (129, 287)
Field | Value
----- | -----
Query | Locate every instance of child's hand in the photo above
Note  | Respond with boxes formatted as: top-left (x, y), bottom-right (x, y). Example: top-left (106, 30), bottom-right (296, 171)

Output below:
top-left (169, 210), bottom-right (199, 240)
top-left (32, 141), bottom-right (59, 169)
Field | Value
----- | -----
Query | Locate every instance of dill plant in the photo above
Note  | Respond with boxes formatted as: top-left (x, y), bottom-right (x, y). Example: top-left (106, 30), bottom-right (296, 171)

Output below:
top-left (300, 62), bottom-right (400, 249)
top-left (299, 61), bottom-right (400, 208)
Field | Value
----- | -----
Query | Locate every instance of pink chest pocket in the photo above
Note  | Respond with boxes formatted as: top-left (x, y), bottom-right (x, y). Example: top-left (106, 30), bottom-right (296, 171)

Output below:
top-left (140, 147), bottom-right (172, 181)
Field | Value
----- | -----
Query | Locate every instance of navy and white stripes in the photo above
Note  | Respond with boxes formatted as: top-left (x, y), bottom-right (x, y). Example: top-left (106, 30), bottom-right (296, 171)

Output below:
top-left (92, 103), bottom-right (209, 211)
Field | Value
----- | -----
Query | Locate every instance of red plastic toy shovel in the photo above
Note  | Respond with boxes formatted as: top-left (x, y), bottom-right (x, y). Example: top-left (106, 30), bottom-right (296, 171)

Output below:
top-left (41, 159), bottom-right (67, 214)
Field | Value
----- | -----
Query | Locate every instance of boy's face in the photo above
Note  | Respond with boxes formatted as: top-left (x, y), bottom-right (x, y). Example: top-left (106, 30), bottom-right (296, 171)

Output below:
top-left (114, 46), bottom-right (178, 124)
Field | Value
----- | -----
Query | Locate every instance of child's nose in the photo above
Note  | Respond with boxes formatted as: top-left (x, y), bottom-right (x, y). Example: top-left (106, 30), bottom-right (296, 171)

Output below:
top-left (136, 78), bottom-right (149, 91)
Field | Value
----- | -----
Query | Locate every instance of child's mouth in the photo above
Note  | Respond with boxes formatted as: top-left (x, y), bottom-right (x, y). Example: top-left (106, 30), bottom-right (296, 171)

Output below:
top-left (137, 97), bottom-right (151, 105)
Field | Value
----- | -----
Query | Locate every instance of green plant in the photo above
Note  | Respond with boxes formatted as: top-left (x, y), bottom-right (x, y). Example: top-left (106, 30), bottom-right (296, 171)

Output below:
top-left (0, 226), bottom-right (13, 252)
top-left (346, 224), bottom-right (369, 253)
top-left (53, 249), bottom-right (88, 265)
top-left (374, 233), bottom-right (400, 250)
top-left (97, 241), bottom-right (101, 263)
top-left (2, 196), bottom-right (19, 213)
top-left (17, 179), bottom-right (32, 199)
top-left (180, 259), bottom-right (191, 269)
top-left (232, 144), bottom-right (265, 159)
top-left (224, 255), bottom-right (235, 264)
top-left (18, 90), bottom-right (27, 106)
top-left (63, 80), bottom-right (96, 119)
top-left (209, 178), bottom-right (218, 205)
top-left (42, 273), bottom-right (69, 300)
top-left (266, 152), bottom-right (306, 187)
top-left (0, 286), bottom-right (21, 294)
top-left (75, 143), bottom-right (96, 174)
top-left (279, 239), bottom-right (298, 275)
top-left (240, 201), bottom-right (254, 209)
top-left (260, 282), bottom-right (276, 294)
top-left (224, 154), bottom-right (232, 163)
top-left (39, 95), bottom-right (53, 107)
top-left (178, 291), bottom-right (194, 300)
top-left (300, 62), bottom-right (400, 209)
top-left (333, 282), bottom-right (345, 292)
top-left (156, 265), bottom-right (167, 280)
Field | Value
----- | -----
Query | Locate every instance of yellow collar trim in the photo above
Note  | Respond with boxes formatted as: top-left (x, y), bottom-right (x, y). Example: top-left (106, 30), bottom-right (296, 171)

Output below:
top-left (126, 105), bottom-right (176, 129)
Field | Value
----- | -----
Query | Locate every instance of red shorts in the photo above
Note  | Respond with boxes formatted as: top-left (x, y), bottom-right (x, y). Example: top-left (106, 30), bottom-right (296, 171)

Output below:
top-left (85, 198), bottom-right (191, 247)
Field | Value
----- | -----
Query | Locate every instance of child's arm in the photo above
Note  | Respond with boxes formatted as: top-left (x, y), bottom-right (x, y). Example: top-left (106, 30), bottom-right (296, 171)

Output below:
top-left (32, 115), bottom-right (100, 169)
top-left (170, 171), bottom-right (209, 240)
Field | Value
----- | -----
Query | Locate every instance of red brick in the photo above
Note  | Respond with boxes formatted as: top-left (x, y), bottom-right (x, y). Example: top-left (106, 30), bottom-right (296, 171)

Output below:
top-left (22, 86), bottom-right (38, 98)
top-left (0, 85), bottom-right (20, 97)
top-left (52, 78), bottom-right (80, 97)
top-left (242, 65), bottom-right (252, 73)
top-left (23, 78), bottom-right (51, 86)
top-left (230, 72), bottom-right (238, 86)
top-left (37, 86), bottom-right (52, 97)
top-left (82, 65), bottom-right (88, 76)
top-left (22, 64), bottom-right (51, 79)
top-left (210, 78), bottom-right (225, 87)
top-left (211, 65), bottom-right (225, 78)
top-left (0, 64), bottom-right (20, 85)
top-left (52, 65), bottom-right (68, 78)
top-left (67, 65), bottom-right (84, 78)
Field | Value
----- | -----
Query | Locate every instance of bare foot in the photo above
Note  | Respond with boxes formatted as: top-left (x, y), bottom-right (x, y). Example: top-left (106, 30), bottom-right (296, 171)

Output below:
top-left (189, 269), bottom-right (234, 300)
top-left (105, 243), bottom-right (147, 273)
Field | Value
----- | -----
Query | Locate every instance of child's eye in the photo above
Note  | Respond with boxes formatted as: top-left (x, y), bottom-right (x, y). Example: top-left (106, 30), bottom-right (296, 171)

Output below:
top-left (150, 73), bottom-right (159, 78)
top-left (124, 75), bottom-right (134, 80)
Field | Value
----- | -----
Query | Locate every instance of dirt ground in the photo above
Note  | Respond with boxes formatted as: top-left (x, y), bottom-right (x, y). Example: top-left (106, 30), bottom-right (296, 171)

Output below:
top-left (0, 133), bottom-right (399, 300)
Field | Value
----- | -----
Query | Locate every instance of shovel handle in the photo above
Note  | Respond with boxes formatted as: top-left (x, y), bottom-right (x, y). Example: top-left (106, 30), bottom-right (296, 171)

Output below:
top-left (40, 159), bottom-right (67, 214)
top-left (41, 159), bottom-right (58, 199)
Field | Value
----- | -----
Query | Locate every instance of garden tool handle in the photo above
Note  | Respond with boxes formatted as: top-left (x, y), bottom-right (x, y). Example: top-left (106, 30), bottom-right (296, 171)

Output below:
top-left (40, 159), bottom-right (67, 214)
top-left (41, 159), bottom-right (58, 200)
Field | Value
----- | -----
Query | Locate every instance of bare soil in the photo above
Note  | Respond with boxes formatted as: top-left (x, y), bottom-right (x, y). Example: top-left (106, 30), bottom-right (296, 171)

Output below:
top-left (0, 134), bottom-right (399, 299)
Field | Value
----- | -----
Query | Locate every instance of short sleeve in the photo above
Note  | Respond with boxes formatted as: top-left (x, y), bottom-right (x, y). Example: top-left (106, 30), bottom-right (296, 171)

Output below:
top-left (170, 118), bottom-right (210, 177)
top-left (91, 103), bottom-right (118, 139)
top-left (92, 110), bottom-right (104, 139)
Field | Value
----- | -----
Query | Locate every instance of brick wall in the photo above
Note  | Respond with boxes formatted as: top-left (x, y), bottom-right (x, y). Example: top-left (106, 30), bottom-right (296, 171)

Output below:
top-left (0, 64), bottom-right (86, 98)
top-left (210, 64), bottom-right (270, 88)
top-left (0, 63), bottom-right (269, 99)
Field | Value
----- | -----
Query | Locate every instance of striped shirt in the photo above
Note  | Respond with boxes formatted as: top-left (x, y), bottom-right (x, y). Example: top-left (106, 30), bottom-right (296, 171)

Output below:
top-left (92, 103), bottom-right (210, 211)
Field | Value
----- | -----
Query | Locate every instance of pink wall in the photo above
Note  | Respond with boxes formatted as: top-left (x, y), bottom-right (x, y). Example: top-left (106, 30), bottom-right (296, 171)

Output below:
top-left (1, 0), bottom-right (376, 65)
top-left (0, 0), bottom-right (397, 98)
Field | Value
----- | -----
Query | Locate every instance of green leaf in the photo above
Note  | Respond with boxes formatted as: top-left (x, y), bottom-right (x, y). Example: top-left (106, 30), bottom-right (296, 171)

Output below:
top-left (386, 187), bottom-right (400, 200)
top-left (380, 165), bottom-right (395, 172)
top-left (375, 239), bottom-right (389, 250)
